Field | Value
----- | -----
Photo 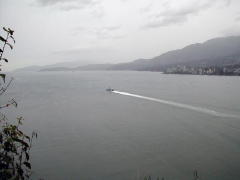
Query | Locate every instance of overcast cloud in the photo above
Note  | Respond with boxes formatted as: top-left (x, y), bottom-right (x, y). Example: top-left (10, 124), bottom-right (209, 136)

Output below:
top-left (35, 0), bottom-right (98, 7)
top-left (143, 0), bottom-right (232, 28)
top-left (0, 0), bottom-right (239, 70)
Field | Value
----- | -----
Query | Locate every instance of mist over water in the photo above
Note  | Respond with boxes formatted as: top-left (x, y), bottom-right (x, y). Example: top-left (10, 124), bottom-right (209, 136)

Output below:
top-left (6, 71), bottom-right (240, 180)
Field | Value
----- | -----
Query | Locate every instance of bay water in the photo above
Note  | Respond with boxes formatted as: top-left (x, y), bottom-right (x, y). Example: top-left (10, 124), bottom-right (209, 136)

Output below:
top-left (4, 71), bottom-right (240, 180)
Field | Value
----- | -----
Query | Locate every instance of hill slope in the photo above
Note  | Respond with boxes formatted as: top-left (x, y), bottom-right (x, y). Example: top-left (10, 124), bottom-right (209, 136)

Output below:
top-left (27, 36), bottom-right (240, 75)
top-left (109, 36), bottom-right (240, 71)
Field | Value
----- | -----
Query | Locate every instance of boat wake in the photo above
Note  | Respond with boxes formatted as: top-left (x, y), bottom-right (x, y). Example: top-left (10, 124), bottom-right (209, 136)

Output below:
top-left (112, 90), bottom-right (239, 118)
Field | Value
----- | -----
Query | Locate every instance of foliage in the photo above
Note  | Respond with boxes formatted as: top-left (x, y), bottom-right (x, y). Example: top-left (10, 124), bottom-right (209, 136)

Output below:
top-left (0, 27), bottom-right (37, 180)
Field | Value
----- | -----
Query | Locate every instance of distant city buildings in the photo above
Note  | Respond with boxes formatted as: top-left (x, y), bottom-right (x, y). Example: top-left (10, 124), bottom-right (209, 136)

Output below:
top-left (164, 64), bottom-right (240, 76)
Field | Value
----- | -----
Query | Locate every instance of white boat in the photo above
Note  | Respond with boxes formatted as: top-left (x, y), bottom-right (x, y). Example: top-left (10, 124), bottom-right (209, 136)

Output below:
top-left (106, 87), bottom-right (114, 92)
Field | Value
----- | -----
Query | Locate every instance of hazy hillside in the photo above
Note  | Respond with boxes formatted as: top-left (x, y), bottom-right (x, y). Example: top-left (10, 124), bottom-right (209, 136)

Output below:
top-left (14, 59), bottom-right (100, 72)
top-left (19, 36), bottom-right (240, 73)
top-left (110, 36), bottom-right (240, 71)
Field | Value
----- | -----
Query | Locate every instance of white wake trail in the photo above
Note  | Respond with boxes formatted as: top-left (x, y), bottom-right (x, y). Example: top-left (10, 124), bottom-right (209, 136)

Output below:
top-left (112, 90), bottom-right (239, 118)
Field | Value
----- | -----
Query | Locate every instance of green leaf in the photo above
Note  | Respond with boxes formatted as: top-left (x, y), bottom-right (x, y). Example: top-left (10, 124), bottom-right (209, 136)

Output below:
top-left (2, 58), bottom-right (8, 62)
top-left (8, 28), bottom-right (14, 35)
top-left (10, 36), bottom-right (15, 43)
top-left (0, 73), bottom-right (6, 83)
top-left (25, 135), bottom-right (30, 142)
top-left (12, 138), bottom-right (29, 148)
top-left (23, 162), bottom-right (31, 169)
top-left (0, 36), bottom-right (6, 42)
top-left (3, 27), bottom-right (8, 32)
top-left (25, 152), bottom-right (29, 160)
top-left (10, 98), bottom-right (17, 107)
top-left (17, 166), bottom-right (24, 176)
top-left (6, 42), bottom-right (13, 50)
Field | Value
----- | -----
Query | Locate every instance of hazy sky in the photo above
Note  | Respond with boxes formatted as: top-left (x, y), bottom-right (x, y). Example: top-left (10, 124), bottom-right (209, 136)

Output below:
top-left (0, 0), bottom-right (240, 70)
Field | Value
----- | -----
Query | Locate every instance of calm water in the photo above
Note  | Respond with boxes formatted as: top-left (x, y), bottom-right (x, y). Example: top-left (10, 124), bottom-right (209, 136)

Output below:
top-left (4, 71), bottom-right (240, 180)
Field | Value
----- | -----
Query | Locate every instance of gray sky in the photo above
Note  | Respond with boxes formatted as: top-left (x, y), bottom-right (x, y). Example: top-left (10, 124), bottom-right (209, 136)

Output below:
top-left (0, 0), bottom-right (240, 70)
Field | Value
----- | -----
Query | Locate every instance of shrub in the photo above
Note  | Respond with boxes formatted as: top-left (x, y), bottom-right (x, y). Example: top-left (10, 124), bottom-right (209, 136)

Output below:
top-left (0, 27), bottom-right (37, 180)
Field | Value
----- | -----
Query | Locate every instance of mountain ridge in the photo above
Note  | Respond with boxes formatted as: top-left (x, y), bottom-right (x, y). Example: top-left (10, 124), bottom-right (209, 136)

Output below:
top-left (17, 36), bottom-right (240, 75)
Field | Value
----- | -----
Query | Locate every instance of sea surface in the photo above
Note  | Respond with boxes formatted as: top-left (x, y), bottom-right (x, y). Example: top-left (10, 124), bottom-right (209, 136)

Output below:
top-left (3, 71), bottom-right (240, 180)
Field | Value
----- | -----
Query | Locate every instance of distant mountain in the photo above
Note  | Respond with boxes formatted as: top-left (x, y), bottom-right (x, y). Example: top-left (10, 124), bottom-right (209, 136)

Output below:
top-left (39, 67), bottom-right (72, 71)
top-left (75, 64), bottom-right (113, 71)
top-left (20, 36), bottom-right (240, 73)
top-left (14, 59), bottom-right (100, 72)
top-left (14, 65), bottom-right (43, 72)
top-left (109, 36), bottom-right (240, 71)
top-left (39, 64), bottom-right (113, 71)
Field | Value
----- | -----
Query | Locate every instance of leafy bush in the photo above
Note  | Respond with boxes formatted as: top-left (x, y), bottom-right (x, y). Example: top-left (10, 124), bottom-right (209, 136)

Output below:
top-left (0, 27), bottom-right (37, 180)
